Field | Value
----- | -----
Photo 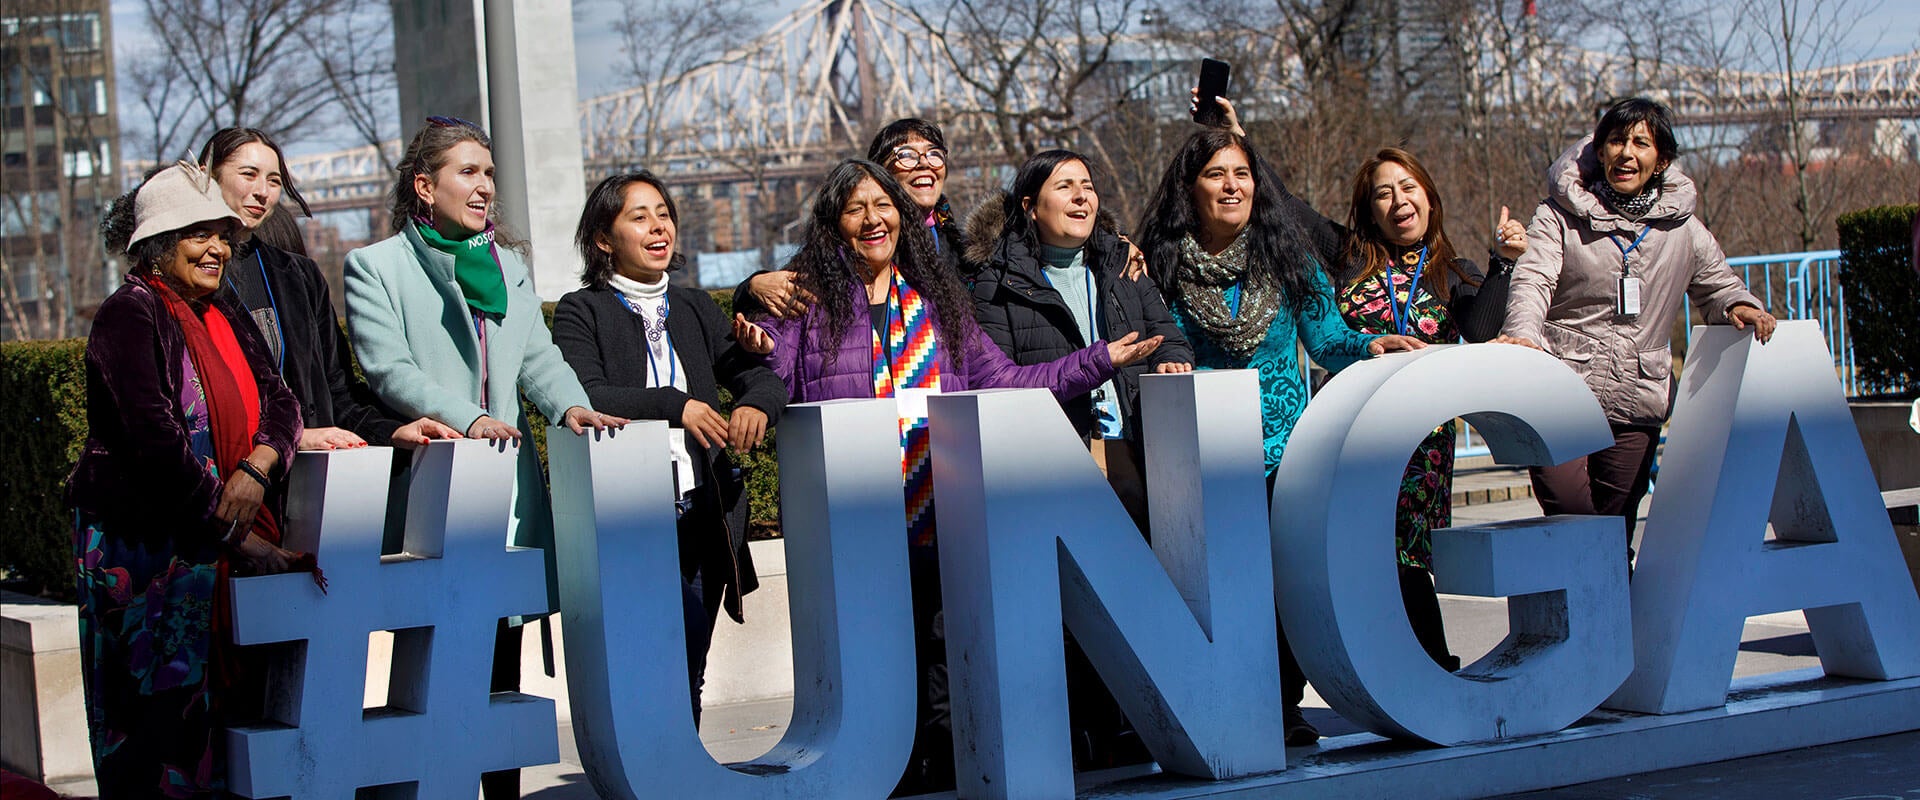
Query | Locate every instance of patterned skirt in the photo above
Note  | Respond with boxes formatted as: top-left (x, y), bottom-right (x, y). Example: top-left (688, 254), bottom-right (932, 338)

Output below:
top-left (74, 513), bottom-right (228, 799)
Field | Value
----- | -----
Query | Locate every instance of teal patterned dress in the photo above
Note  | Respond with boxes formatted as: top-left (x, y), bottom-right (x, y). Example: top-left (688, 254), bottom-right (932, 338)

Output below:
top-left (1333, 256), bottom-right (1458, 569)
top-left (74, 345), bottom-right (229, 798)
top-left (1170, 265), bottom-right (1378, 474)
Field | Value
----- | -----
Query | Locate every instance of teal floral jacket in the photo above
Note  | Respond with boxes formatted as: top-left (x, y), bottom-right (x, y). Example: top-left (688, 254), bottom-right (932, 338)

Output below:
top-left (1170, 266), bottom-right (1378, 474)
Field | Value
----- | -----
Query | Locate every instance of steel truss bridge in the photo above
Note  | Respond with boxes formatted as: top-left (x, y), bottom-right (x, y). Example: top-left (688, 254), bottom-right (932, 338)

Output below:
top-left (285, 0), bottom-right (1920, 213)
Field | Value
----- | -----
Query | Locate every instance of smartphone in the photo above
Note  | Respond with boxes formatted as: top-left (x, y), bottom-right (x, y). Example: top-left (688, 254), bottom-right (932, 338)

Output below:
top-left (1193, 58), bottom-right (1232, 127)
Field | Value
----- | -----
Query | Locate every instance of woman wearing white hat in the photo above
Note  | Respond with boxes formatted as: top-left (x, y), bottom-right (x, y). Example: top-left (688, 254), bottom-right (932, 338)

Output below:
top-left (70, 162), bottom-right (315, 798)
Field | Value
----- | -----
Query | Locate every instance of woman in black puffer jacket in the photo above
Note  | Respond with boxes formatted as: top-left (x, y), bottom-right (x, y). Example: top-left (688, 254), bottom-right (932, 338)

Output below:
top-left (969, 149), bottom-right (1193, 527)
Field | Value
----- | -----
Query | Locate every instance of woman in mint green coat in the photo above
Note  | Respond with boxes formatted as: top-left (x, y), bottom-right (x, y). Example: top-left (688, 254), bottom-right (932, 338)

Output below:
top-left (344, 117), bottom-right (624, 800)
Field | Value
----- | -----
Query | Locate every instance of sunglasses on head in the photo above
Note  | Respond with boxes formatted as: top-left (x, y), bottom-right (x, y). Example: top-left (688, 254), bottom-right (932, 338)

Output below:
top-left (426, 115), bottom-right (479, 129)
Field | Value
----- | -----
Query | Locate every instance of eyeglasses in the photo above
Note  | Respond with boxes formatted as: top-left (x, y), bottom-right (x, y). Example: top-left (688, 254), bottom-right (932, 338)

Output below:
top-left (426, 115), bottom-right (479, 129)
top-left (890, 147), bottom-right (947, 170)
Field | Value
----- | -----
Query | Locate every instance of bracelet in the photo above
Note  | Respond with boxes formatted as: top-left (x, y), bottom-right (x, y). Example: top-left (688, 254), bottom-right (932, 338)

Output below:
top-left (234, 459), bottom-right (271, 488)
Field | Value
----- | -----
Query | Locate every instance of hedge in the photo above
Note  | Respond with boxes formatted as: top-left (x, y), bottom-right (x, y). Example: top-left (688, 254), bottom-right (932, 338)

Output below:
top-left (0, 338), bottom-right (88, 599)
top-left (1836, 204), bottom-right (1920, 396)
top-left (1, 288), bottom-right (781, 600)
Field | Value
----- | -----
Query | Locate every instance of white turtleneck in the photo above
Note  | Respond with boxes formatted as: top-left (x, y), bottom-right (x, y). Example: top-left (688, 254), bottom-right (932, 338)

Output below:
top-left (609, 270), bottom-right (699, 496)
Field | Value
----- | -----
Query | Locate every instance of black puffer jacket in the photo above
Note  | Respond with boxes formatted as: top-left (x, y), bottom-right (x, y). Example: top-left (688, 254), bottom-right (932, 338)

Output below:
top-left (967, 199), bottom-right (1193, 441)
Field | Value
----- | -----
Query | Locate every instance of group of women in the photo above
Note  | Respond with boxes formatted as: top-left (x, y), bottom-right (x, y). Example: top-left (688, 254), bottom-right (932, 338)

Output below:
top-left (69, 93), bottom-right (1775, 798)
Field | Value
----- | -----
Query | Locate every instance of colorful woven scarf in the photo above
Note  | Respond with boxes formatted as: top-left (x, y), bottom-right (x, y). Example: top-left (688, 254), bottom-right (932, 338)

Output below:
top-left (869, 268), bottom-right (944, 549)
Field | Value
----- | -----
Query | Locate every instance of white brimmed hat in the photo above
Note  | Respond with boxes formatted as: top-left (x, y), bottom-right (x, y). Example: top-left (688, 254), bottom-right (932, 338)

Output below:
top-left (126, 161), bottom-right (242, 253)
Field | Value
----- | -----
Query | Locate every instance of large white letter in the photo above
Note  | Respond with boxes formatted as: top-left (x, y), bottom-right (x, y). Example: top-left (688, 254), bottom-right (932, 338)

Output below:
top-left (1273, 344), bottom-right (1631, 745)
top-left (1608, 322), bottom-right (1920, 713)
top-left (548, 404), bottom-right (917, 798)
top-left (227, 442), bottom-right (558, 798)
top-left (932, 372), bottom-right (1285, 800)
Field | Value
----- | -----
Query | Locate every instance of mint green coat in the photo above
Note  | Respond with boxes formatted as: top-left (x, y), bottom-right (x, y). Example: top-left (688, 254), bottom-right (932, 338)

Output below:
top-left (344, 222), bottom-right (590, 612)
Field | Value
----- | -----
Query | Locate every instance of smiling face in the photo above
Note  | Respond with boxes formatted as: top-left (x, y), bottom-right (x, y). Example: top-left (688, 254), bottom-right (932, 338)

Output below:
top-left (885, 135), bottom-right (947, 212)
top-left (1190, 145), bottom-right (1254, 243)
top-left (414, 140), bottom-right (495, 238)
top-left (1598, 120), bottom-right (1670, 197)
top-left (1025, 159), bottom-right (1098, 250)
top-left (598, 181), bottom-right (677, 284)
top-left (159, 221), bottom-right (235, 299)
top-left (1369, 161), bottom-right (1431, 248)
top-left (213, 141), bottom-right (285, 230)
top-left (838, 177), bottom-right (901, 272)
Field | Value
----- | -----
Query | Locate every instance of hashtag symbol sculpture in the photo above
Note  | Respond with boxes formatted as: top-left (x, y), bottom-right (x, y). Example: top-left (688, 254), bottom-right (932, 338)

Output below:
top-left (223, 441), bottom-right (559, 797)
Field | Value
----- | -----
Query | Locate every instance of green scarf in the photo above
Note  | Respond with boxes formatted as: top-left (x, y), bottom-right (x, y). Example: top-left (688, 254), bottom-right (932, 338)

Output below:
top-left (416, 221), bottom-right (508, 315)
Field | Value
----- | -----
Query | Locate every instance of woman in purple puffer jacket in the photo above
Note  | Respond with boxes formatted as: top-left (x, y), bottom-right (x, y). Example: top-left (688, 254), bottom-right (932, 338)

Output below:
top-left (733, 159), bottom-right (1162, 794)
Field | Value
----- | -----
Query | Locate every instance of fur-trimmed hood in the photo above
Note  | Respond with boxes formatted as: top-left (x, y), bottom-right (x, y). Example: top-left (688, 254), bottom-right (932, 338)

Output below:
top-left (1548, 134), bottom-right (1700, 233)
top-left (963, 190), bottom-right (1125, 267)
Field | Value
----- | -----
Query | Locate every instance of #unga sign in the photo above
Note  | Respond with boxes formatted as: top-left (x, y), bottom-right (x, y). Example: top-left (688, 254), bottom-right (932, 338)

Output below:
top-left (227, 321), bottom-right (1920, 799)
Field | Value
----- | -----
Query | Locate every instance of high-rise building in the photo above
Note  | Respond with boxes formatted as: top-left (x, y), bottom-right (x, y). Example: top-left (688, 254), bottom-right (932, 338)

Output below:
top-left (1, 0), bottom-right (117, 340)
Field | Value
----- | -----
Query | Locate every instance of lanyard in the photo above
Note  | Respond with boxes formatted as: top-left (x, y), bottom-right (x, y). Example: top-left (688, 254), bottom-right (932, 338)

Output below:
top-left (223, 250), bottom-right (285, 372)
top-left (1380, 246), bottom-right (1427, 337)
top-left (618, 291), bottom-right (677, 388)
top-left (1226, 280), bottom-right (1243, 318)
top-left (1080, 268), bottom-right (1099, 345)
top-left (1609, 226), bottom-right (1651, 276)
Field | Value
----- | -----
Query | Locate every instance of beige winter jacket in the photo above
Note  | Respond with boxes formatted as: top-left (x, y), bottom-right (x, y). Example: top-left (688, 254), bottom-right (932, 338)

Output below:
top-left (1502, 136), bottom-right (1762, 427)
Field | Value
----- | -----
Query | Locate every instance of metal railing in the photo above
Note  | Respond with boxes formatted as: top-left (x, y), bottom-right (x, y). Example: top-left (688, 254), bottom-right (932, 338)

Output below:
top-left (1457, 249), bottom-right (1876, 459)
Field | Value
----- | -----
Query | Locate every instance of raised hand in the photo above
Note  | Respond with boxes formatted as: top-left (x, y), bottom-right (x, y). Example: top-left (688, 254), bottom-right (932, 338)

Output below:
top-left (1494, 206), bottom-right (1528, 261)
top-left (1106, 331), bottom-right (1165, 368)
top-left (733, 314), bottom-right (775, 355)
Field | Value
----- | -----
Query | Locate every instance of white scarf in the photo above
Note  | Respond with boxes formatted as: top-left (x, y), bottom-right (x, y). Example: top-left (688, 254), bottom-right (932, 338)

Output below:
top-left (608, 271), bottom-right (699, 495)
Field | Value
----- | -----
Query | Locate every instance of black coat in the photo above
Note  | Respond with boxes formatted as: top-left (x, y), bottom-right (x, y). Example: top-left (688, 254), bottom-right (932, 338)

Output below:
top-left (970, 222), bottom-right (1193, 442)
top-left (551, 283), bottom-right (787, 622)
top-left (222, 242), bottom-right (404, 444)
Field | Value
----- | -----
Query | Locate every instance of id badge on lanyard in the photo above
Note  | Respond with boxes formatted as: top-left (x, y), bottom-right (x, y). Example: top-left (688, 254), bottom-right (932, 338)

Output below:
top-left (1617, 276), bottom-right (1643, 316)
top-left (1610, 226), bottom-right (1651, 319)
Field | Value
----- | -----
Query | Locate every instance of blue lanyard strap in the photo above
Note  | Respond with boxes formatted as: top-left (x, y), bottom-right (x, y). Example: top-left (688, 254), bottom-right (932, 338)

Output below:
top-left (1609, 226), bottom-right (1651, 275)
top-left (1380, 246), bottom-right (1428, 337)
top-left (222, 251), bottom-right (286, 372)
top-left (1225, 280), bottom-right (1242, 318)
top-left (619, 291), bottom-right (676, 387)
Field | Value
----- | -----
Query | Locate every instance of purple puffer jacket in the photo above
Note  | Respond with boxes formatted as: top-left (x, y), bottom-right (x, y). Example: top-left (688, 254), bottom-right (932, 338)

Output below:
top-left (761, 279), bottom-right (1115, 403)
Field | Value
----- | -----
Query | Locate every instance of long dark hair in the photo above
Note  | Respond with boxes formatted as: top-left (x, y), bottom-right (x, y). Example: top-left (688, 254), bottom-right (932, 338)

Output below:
top-left (575, 170), bottom-right (684, 289)
top-left (198, 127), bottom-right (312, 217)
top-left (1340, 147), bottom-right (1467, 302)
top-left (1001, 149), bottom-right (1096, 253)
top-left (784, 159), bottom-right (973, 367)
top-left (387, 118), bottom-right (519, 246)
top-left (1135, 129), bottom-right (1317, 313)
